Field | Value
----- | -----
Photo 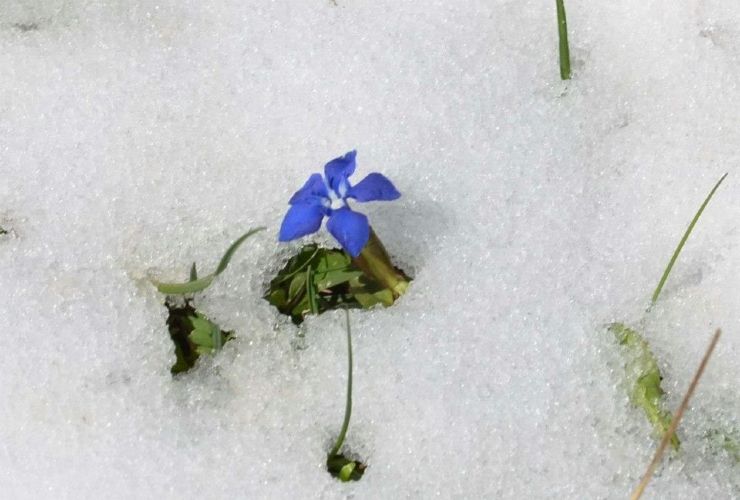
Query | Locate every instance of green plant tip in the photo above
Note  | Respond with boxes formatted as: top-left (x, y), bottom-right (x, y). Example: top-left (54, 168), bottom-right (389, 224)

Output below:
top-left (339, 462), bottom-right (356, 481)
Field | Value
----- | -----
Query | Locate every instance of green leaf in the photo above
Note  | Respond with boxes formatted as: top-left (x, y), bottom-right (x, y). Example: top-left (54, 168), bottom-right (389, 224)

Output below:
top-left (609, 322), bottom-right (680, 450)
top-left (189, 314), bottom-right (217, 349)
top-left (188, 312), bottom-right (233, 357)
top-left (290, 294), bottom-right (310, 318)
top-left (154, 226), bottom-right (265, 295)
top-left (315, 270), bottom-right (363, 290)
top-left (316, 250), bottom-right (351, 273)
top-left (288, 273), bottom-right (308, 301)
top-left (339, 462), bottom-right (356, 482)
top-left (266, 288), bottom-right (288, 308)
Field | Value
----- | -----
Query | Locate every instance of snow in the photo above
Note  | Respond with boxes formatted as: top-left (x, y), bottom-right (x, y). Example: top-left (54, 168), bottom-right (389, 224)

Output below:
top-left (1, 0), bottom-right (739, 498)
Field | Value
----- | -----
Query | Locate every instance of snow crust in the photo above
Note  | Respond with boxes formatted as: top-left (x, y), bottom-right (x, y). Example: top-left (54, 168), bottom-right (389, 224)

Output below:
top-left (1, 0), bottom-right (739, 498)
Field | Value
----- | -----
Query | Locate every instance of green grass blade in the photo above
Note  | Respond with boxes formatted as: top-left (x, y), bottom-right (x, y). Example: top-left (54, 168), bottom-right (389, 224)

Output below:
top-left (214, 226), bottom-right (266, 275)
top-left (155, 274), bottom-right (215, 294)
top-left (306, 265), bottom-right (319, 314)
top-left (556, 0), bottom-right (571, 80)
top-left (651, 173), bottom-right (728, 305)
top-left (155, 226), bottom-right (265, 295)
top-left (329, 309), bottom-right (353, 457)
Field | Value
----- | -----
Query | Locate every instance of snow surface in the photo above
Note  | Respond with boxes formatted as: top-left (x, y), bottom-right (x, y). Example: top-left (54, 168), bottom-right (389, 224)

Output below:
top-left (1, 0), bottom-right (739, 498)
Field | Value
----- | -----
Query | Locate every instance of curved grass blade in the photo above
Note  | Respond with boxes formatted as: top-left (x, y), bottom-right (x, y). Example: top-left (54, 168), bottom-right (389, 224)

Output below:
top-left (155, 226), bottom-right (266, 295)
top-left (215, 226), bottom-right (266, 275)
top-left (651, 173), bottom-right (727, 305)
top-left (609, 323), bottom-right (680, 450)
top-left (556, 0), bottom-right (571, 80)
top-left (156, 275), bottom-right (216, 295)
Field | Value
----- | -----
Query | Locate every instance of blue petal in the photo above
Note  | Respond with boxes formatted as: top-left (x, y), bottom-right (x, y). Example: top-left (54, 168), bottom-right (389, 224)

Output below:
top-left (289, 173), bottom-right (329, 205)
top-left (324, 150), bottom-right (357, 194)
top-left (326, 207), bottom-right (369, 257)
top-left (279, 203), bottom-right (325, 241)
top-left (347, 173), bottom-right (401, 202)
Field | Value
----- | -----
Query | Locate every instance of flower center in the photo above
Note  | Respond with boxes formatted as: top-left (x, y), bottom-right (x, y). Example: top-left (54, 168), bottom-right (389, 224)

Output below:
top-left (329, 191), bottom-right (346, 210)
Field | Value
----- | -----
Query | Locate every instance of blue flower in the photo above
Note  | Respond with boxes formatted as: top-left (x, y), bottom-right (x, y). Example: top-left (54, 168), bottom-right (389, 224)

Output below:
top-left (279, 150), bottom-right (401, 257)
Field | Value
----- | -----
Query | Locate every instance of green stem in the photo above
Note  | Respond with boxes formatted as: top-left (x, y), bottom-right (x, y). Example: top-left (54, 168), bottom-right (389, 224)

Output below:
top-left (651, 173), bottom-right (728, 306)
top-left (556, 0), bottom-right (571, 80)
top-left (352, 227), bottom-right (409, 299)
top-left (329, 309), bottom-right (353, 457)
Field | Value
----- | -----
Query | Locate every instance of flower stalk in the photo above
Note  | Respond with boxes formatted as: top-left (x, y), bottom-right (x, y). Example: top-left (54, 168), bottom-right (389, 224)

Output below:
top-left (329, 308), bottom-right (353, 458)
top-left (352, 228), bottom-right (409, 299)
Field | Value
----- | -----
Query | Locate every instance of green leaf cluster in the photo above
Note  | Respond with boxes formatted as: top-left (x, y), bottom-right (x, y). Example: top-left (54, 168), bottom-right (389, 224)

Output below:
top-left (609, 323), bottom-right (680, 450)
top-left (265, 244), bottom-right (400, 324)
top-left (153, 227), bottom-right (263, 374)
top-left (166, 300), bottom-right (234, 374)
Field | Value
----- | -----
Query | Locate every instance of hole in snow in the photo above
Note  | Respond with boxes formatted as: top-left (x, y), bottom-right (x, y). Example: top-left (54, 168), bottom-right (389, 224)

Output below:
top-left (264, 243), bottom-right (411, 325)
top-left (165, 298), bottom-right (234, 375)
top-left (326, 452), bottom-right (367, 482)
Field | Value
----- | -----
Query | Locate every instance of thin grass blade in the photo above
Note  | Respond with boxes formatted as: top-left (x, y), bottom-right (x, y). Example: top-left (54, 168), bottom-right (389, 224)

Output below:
top-left (556, 0), bottom-right (571, 80)
top-left (214, 226), bottom-right (266, 275)
top-left (651, 173), bottom-right (727, 305)
top-left (155, 226), bottom-right (265, 295)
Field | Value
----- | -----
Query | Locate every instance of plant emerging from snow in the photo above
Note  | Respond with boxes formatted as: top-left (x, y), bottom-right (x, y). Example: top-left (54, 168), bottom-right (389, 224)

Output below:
top-left (278, 150), bottom-right (409, 300)
top-left (279, 150), bottom-right (400, 257)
